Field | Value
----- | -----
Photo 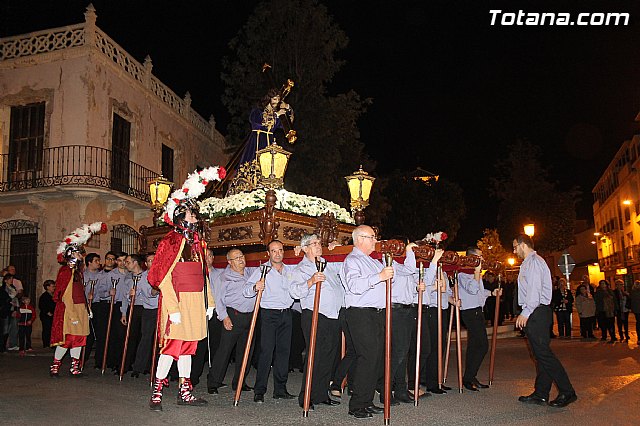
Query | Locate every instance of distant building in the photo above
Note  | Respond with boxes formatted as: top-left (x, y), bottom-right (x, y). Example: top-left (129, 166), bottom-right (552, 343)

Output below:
top-left (0, 5), bottom-right (227, 300)
top-left (592, 134), bottom-right (640, 287)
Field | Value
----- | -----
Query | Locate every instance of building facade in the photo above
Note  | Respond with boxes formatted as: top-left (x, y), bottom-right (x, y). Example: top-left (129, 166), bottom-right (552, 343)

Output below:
top-left (592, 133), bottom-right (640, 288)
top-left (0, 5), bottom-right (227, 300)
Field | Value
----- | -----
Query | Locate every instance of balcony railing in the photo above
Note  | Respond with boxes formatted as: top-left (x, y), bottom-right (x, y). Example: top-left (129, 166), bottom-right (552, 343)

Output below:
top-left (598, 252), bottom-right (623, 270)
top-left (0, 146), bottom-right (158, 203)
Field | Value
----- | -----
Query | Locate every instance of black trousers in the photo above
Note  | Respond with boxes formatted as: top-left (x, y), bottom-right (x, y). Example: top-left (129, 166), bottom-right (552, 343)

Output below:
top-left (209, 309), bottom-right (253, 388)
top-left (524, 305), bottom-right (574, 398)
top-left (254, 308), bottom-right (292, 396)
top-left (132, 308), bottom-right (157, 373)
top-left (106, 302), bottom-right (125, 369)
top-left (616, 312), bottom-right (630, 339)
top-left (408, 307), bottom-right (448, 389)
top-left (460, 307), bottom-right (488, 383)
top-left (346, 307), bottom-right (384, 411)
top-left (556, 311), bottom-right (572, 337)
top-left (123, 305), bottom-right (143, 372)
top-left (597, 312), bottom-right (615, 340)
top-left (299, 310), bottom-right (340, 405)
top-left (18, 325), bottom-right (32, 350)
top-left (579, 316), bottom-right (595, 338)
top-left (91, 301), bottom-right (109, 368)
top-left (289, 309), bottom-right (305, 370)
top-left (331, 307), bottom-right (355, 390)
top-left (40, 314), bottom-right (52, 348)
top-left (377, 306), bottom-right (415, 395)
top-left (191, 312), bottom-right (222, 386)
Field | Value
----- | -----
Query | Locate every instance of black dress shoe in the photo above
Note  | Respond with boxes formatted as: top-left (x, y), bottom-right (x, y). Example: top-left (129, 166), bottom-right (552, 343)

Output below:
top-left (518, 393), bottom-right (548, 405)
top-left (365, 405), bottom-right (384, 414)
top-left (379, 395), bottom-right (399, 406)
top-left (273, 391), bottom-right (296, 399)
top-left (254, 394), bottom-right (264, 403)
top-left (394, 392), bottom-right (413, 403)
top-left (349, 408), bottom-right (373, 419)
top-left (472, 379), bottom-right (489, 389)
top-left (207, 387), bottom-right (218, 394)
top-left (441, 384), bottom-right (452, 391)
top-left (427, 388), bottom-right (447, 395)
top-left (463, 382), bottom-right (479, 392)
top-left (219, 383), bottom-right (228, 388)
top-left (320, 398), bottom-right (341, 406)
top-left (549, 392), bottom-right (577, 408)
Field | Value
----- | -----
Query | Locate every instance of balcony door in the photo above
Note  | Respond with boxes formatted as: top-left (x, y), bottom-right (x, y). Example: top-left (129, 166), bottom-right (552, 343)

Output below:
top-left (111, 113), bottom-right (131, 193)
top-left (8, 103), bottom-right (45, 187)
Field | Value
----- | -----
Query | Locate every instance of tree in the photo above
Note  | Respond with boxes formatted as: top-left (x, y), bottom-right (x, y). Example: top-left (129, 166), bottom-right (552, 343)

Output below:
top-left (220, 0), bottom-right (387, 223)
top-left (490, 140), bottom-right (578, 253)
top-left (477, 228), bottom-right (509, 265)
top-left (381, 171), bottom-right (466, 242)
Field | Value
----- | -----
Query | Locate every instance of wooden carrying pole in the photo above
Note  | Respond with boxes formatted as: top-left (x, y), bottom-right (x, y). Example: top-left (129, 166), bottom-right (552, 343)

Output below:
top-left (119, 275), bottom-right (140, 380)
top-left (489, 275), bottom-right (502, 386)
top-left (234, 265), bottom-right (270, 406)
top-left (452, 271), bottom-right (463, 393)
top-left (442, 306), bottom-right (454, 384)
top-left (437, 265), bottom-right (443, 387)
top-left (101, 278), bottom-right (119, 375)
top-left (302, 258), bottom-right (327, 417)
top-left (413, 262), bottom-right (425, 406)
top-left (340, 332), bottom-right (347, 390)
top-left (383, 253), bottom-right (393, 426)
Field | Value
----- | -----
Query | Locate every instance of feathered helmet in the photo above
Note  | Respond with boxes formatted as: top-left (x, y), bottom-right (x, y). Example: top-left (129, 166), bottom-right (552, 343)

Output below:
top-left (56, 222), bottom-right (108, 264)
top-left (163, 166), bottom-right (226, 227)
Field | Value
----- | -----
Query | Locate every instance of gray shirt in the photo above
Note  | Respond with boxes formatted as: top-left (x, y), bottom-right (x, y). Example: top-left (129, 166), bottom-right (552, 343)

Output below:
top-left (518, 251), bottom-right (552, 318)
top-left (458, 272), bottom-right (491, 310)
top-left (216, 266), bottom-right (258, 320)
top-left (289, 256), bottom-right (344, 319)
top-left (244, 262), bottom-right (295, 310)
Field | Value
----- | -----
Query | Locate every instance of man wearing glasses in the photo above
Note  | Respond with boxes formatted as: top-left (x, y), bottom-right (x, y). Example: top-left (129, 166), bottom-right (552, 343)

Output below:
top-left (207, 248), bottom-right (257, 394)
top-left (513, 234), bottom-right (576, 408)
top-left (341, 225), bottom-right (394, 419)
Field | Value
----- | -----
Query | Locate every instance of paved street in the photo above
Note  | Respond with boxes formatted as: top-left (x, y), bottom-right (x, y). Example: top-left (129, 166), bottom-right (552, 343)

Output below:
top-left (1, 319), bottom-right (638, 426)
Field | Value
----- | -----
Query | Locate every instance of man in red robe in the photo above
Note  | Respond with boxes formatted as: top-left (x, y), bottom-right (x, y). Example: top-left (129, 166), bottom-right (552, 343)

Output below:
top-left (49, 244), bottom-right (90, 377)
top-left (148, 202), bottom-right (214, 410)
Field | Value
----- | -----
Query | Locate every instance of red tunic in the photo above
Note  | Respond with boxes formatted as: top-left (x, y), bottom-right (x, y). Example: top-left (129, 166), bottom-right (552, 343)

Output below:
top-left (50, 265), bottom-right (89, 347)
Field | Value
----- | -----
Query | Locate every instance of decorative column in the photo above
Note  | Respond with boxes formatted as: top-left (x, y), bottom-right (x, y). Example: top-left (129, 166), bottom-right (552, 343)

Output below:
top-left (259, 190), bottom-right (279, 246)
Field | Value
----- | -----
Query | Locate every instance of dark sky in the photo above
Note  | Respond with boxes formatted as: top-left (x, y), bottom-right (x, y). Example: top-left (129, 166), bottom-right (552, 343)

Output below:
top-left (3, 0), bottom-right (640, 246)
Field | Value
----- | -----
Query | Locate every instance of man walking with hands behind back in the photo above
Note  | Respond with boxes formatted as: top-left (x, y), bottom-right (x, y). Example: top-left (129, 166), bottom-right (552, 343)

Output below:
top-left (513, 234), bottom-right (577, 408)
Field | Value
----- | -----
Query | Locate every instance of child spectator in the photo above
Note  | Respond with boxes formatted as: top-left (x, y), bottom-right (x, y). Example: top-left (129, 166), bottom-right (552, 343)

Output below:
top-left (18, 296), bottom-right (36, 355)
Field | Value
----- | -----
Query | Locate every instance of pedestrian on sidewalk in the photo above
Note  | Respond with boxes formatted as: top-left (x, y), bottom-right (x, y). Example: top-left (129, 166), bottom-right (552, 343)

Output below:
top-left (575, 284), bottom-right (596, 340)
top-left (18, 296), bottom-right (36, 355)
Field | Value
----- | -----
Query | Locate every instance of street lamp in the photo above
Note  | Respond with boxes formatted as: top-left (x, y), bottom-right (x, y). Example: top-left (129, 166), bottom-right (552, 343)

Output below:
top-left (345, 165), bottom-right (375, 225)
top-left (507, 258), bottom-right (515, 267)
top-left (148, 174), bottom-right (173, 224)
top-left (523, 223), bottom-right (535, 238)
top-left (256, 141), bottom-right (292, 190)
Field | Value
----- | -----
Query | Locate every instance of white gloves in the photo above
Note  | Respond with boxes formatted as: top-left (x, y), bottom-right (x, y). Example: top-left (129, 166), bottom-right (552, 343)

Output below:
top-left (169, 312), bottom-right (182, 324)
top-left (88, 311), bottom-right (94, 319)
top-left (206, 307), bottom-right (214, 320)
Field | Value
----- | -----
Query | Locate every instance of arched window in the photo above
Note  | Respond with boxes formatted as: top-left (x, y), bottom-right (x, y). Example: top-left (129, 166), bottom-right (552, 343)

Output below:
top-left (0, 220), bottom-right (39, 300)
top-left (110, 224), bottom-right (140, 255)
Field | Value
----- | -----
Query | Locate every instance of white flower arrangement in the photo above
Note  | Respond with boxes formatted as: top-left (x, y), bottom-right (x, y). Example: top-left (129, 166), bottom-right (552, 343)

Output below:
top-left (199, 188), bottom-right (355, 224)
top-left (423, 231), bottom-right (448, 244)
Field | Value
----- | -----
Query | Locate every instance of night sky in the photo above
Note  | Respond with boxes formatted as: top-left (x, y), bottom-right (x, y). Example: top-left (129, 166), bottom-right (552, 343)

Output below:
top-left (3, 0), bottom-right (640, 246)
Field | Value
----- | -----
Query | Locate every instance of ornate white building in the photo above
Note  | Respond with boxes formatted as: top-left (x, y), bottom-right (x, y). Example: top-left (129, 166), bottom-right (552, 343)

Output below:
top-left (592, 133), bottom-right (640, 286)
top-left (0, 5), bottom-right (227, 300)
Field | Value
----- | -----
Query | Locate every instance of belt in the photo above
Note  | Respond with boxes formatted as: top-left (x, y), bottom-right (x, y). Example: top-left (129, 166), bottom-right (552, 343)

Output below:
top-left (391, 303), bottom-right (417, 309)
top-left (262, 307), bottom-right (291, 313)
top-left (229, 307), bottom-right (252, 315)
top-left (347, 307), bottom-right (384, 313)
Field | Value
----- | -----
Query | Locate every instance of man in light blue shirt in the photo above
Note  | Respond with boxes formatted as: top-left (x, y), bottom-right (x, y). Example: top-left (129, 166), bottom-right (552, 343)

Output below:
top-left (82, 253), bottom-right (102, 369)
top-left (207, 248), bottom-right (258, 394)
top-left (244, 240), bottom-right (295, 402)
top-left (103, 252), bottom-right (130, 371)
top-left (457, 247), bottom-right (501, 391)
top-left (514, 234), bottom-right (576, 408)
top-left (289, 234), bottom-right (343, 409)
